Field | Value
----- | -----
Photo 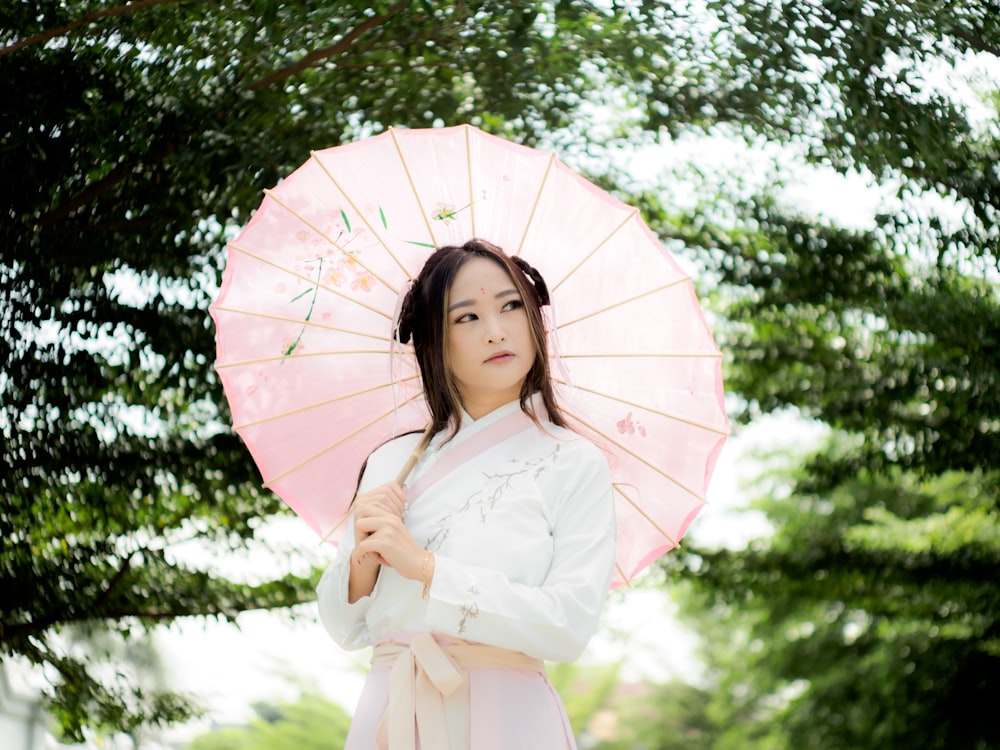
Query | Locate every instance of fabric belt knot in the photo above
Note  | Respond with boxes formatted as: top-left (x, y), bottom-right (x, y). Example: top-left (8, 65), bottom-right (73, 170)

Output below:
top-left (371, 634), bottom-right (545, 750)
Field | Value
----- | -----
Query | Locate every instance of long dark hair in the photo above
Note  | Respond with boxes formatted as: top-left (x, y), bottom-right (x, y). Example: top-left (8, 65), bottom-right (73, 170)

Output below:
top-left (395, 239), bottom-right (567, 440)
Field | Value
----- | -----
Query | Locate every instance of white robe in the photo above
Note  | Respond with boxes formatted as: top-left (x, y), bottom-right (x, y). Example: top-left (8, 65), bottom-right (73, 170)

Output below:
top-left (316, 397), bottom-right (616, 749)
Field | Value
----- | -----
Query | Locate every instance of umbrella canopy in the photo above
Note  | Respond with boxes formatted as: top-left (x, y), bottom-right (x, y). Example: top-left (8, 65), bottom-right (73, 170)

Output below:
top-left (210, 124), bottom-right (730, 588)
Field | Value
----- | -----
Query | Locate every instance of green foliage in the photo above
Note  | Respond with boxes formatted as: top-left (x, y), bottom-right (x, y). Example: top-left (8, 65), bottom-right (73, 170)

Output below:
top-left (669, 203), bottom-right (1000, 474)
top-left (669, 465), bottom-right (999, 749)
top-left (637, 2), bottom-right (1000, 749)
top-left (186, 692), bottom-right (351, 750)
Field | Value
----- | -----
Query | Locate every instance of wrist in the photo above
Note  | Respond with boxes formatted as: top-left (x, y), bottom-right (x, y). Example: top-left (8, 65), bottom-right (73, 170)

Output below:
top-left (351, 548), bottom-right (379, 570)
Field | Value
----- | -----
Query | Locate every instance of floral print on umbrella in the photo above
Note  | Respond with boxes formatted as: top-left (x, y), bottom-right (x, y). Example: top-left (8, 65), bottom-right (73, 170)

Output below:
top-left (281, 207), bottom-right (384, 356)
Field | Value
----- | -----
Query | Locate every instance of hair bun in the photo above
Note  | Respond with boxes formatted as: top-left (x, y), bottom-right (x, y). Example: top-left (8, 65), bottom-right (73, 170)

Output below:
top-left (395, 282), bottom-right (418, 344)
top-left (511, 256), bottom-right (551, 307)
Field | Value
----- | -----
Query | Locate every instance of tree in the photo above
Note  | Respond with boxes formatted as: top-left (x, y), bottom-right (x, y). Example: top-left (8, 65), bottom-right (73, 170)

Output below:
top-left (635, 1), bottom-right (999, 747)
top-left (0, 1), bottom-right (677, 739)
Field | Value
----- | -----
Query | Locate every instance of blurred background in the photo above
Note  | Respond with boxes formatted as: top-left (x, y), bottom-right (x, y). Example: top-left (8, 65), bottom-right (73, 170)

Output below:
top-left (2, 2), bottom-right (997, 748)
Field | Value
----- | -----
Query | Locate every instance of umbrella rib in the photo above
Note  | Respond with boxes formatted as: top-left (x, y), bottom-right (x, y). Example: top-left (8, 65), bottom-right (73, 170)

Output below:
top-left (514, 151), bottom-right (556, 257)
top-left (319, 511), bottom-right (351, 544)
top-left (227, 242), bottom-right (393, 321)
top-left (563, 407), bottom-right (708, 503)
top-left (262, 394), bottom-right (424, 487)
top-left (614, 562), bottom-right (632, 588)
top-left (555, 381), bottom-right (730, 437)
top-left (466, 125), bottom-right (476, 238)
top-left (216, 349), bottom-right (413, 370)
top-left (550, 208), bottom-right (639, 293)
top-left (309, 150), bottom-right (412, 281)
top-left (262, 188), bottom-right (401, 296)
top-left (233, 378), bottom-right (421, 430)
top-left (613, 483), bottom-right (684, 549)
top-left (211, 304), bottom-right (392, 343)
top-left (557, 277), bottom-right (689, 330)
top-left (390, 126), bottom-right (440, 256)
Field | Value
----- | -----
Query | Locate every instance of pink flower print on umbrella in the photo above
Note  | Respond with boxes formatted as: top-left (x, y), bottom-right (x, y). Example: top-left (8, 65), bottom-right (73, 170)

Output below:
top-left (616, 412), bottom-right (647, 437)
top-left (324, 264), bottom-right (347, 288)
top-left (352, 273), bottom-right (375, 293)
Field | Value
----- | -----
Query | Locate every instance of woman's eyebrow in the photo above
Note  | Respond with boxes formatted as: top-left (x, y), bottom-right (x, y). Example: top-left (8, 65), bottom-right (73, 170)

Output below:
top-left (447, 288), bottom-right (519, 312)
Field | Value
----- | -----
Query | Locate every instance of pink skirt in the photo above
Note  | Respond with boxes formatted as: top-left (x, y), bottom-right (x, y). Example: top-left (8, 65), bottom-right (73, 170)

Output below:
top-left (345, 662), bottom-right (577, 749)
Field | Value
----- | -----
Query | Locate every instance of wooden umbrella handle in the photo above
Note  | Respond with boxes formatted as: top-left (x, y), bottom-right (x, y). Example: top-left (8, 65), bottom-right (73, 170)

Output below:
top-left (319, 423), bottom-right (435, 544)
top-left (395, 423), bottom-right (435, 486)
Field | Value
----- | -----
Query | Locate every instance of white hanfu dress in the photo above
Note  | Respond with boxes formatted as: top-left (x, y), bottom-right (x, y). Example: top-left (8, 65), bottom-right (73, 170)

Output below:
top-left (316, 397), bottom-right (616, 750)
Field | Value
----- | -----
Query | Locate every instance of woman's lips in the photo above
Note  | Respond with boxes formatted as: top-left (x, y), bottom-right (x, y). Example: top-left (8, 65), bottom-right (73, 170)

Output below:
top-left (485, 351), bottom-right (514, 363)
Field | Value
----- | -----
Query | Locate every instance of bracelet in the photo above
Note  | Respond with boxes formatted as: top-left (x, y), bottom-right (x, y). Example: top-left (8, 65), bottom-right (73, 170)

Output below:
top-left (420, 551), bottom-right (432, 599)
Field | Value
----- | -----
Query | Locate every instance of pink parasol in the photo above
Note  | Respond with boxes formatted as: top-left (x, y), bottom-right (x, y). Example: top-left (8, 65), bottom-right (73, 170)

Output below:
top-left (209, 124), bottom-right (730, 588)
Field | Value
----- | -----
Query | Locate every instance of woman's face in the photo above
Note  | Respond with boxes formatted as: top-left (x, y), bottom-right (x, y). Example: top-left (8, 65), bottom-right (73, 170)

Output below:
top-left (446, 257), bottom-right (535, 419)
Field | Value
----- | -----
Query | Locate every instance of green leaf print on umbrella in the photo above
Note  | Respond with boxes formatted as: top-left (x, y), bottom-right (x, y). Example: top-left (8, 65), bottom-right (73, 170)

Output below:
top-left (282, 256), bottom-right (326, 357)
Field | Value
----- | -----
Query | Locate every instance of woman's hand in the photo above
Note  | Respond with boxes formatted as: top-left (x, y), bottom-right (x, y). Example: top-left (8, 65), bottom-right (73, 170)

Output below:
top-left (352, 481), bottom-right (407, 548)
top-left (354, 514), bottom-right (428, 582)
top-left (347, 482), bottom-right (407, 603)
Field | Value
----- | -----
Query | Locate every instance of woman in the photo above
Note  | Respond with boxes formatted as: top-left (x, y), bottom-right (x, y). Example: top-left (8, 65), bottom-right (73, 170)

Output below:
top-left (316, 239), bottom-right (616, 749)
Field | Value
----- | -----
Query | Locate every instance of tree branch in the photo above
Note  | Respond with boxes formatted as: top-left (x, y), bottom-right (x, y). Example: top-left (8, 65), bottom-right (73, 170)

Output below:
top-left (246, 0), bottom-right (410, 91)
top-left (25, 1), bottom-right (405, 224)
top-left (950, 25), bottom-right (1000, 59)
top-left (36, 164), bottom-right (136, 226)
top-left (0, 0), bottom-right (194, 58)
top-left (36, 139), bottom-right (179, 229)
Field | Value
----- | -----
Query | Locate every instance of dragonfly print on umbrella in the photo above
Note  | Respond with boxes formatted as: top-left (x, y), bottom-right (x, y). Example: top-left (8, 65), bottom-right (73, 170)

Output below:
top-left (431, 199), bottom-right (479, 226)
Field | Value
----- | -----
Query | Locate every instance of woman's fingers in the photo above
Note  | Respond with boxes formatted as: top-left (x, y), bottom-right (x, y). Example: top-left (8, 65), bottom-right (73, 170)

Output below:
top-left (354, 515), bottom-right (425, 581)
top-left (354, 481), bottom-right (407, 517)
top-left (353, 514), bottom-right (396, 536)
top-left (352, 481), bottom-right (408, 547)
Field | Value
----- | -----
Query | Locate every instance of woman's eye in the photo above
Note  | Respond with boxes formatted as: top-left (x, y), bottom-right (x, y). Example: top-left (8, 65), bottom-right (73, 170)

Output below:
top-left (454, 313), bottom-right (477, 324)
top-left (503, 300), bottom-right (524, 312)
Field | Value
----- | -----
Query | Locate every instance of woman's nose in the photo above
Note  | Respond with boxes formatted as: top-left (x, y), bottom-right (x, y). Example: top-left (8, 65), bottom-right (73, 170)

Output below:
top-left (485, 316), bottom-right (506, 343)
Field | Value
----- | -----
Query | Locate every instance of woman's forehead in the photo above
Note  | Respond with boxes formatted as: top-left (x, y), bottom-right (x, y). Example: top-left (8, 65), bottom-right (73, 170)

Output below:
top-left (449, 257), bottom-right (517, 296)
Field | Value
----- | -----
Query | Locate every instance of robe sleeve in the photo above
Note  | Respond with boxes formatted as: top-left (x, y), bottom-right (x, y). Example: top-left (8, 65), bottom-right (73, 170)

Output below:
top-left (314, 436), bottom-right (416, 650)
top-left (315, 515), bottom-right (380, 650)
top-left (422, 438), bottom-right (616, 663)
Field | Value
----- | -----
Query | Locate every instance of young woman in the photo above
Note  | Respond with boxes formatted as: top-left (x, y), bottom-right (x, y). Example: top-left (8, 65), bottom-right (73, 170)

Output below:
top-left (316, 239), bottom-right (616, 749)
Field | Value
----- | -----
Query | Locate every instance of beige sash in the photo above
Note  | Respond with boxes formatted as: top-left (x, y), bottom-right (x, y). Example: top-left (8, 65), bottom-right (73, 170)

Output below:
top-left (371, 633), bottom-right (545, 749)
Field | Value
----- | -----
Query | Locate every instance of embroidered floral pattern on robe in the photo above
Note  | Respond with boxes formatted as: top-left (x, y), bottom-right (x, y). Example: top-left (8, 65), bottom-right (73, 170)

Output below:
top-left (424, 444), bottom-right (563, 552)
